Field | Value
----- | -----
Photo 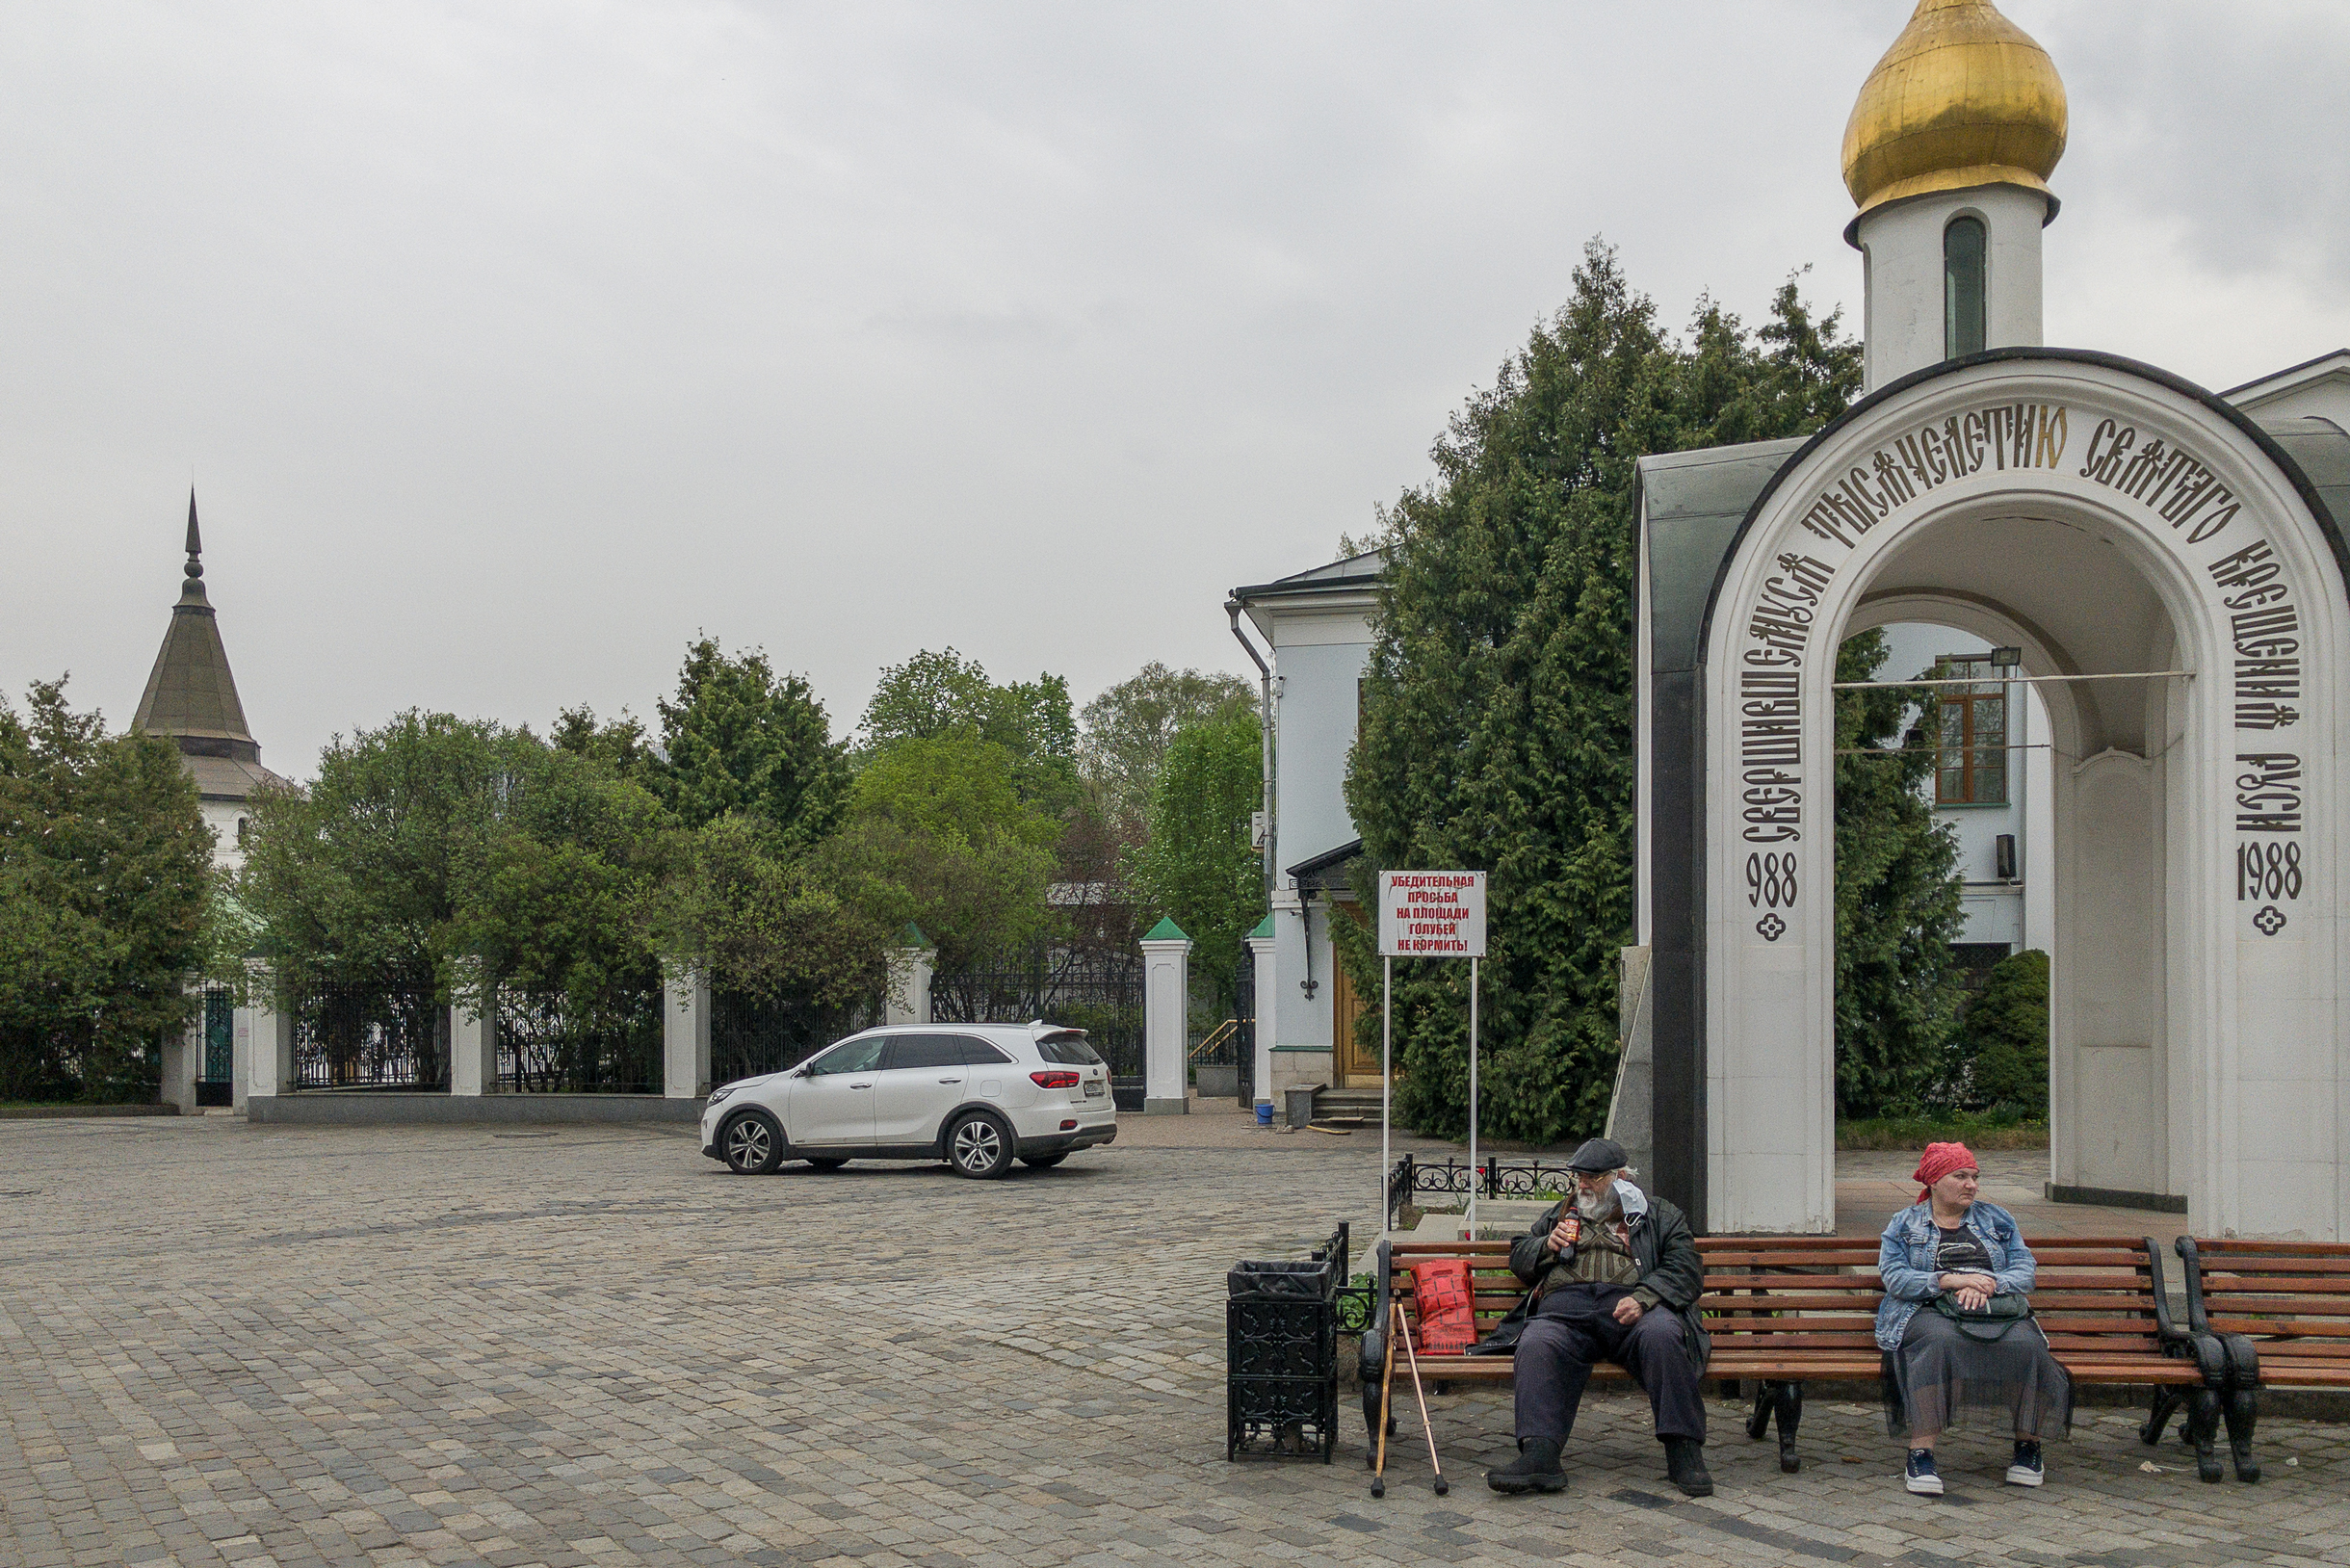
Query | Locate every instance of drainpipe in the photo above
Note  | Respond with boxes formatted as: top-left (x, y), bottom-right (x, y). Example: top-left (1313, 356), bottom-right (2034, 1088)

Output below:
top-left (1226, 599), bottom-right (1276, 900)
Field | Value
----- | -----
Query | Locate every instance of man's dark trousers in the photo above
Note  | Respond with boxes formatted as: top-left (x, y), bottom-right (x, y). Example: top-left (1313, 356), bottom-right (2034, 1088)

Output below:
top-left (1514, 1283), bottom-right (1706, 1443)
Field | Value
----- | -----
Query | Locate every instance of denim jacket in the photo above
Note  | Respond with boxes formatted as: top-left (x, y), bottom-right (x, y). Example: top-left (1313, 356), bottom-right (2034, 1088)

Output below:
top-left (1874, 1199), bottom-right (2036, 1350)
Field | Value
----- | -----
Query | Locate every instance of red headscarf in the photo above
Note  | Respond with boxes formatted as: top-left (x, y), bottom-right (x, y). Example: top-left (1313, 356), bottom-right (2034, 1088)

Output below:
top-left (1913, 1141), bottom-right (1979, 1204)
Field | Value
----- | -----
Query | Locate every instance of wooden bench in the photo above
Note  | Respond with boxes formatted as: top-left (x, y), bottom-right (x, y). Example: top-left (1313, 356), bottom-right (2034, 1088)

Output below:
top-left (1361, 1233), bottom-right (2225, 1477)
top-left (2175, 1237), bottom-right (2350, 1482)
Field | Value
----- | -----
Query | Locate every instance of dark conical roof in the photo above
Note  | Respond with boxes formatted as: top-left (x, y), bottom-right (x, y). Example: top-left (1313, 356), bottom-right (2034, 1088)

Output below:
top-left (133, 493), bottom-right (279, 798)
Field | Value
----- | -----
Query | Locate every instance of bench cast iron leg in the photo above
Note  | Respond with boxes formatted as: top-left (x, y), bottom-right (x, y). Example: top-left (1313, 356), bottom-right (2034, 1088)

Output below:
top-left (1740, 1382), bottom-right (1802, 1470)
top-left (1771, 1382), bottom-right (1802, 1473)
top-left (2140, 1385), bottom-right (2180, 1447)
top-left (1744, 1384), bottom-right (1772, 1442)
top-left (2223, 1387), bottom-right (2260, 1484)
top-left (1360, 1326), bottom-right (1385, 1466)
top-left (2182, 1386), bottom-right (2224, 1483)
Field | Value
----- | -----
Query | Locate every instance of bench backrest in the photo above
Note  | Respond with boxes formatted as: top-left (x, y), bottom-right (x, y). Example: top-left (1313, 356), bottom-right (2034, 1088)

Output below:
top-left (1379, 1232), bottom-right (2177, 1359)
top-left (2180, 1238), bottom-right (2350, 1365)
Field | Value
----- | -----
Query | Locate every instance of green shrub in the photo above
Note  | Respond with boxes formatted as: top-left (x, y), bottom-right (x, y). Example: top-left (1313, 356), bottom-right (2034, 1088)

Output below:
top-left (1957, 948), bottom-right (2049, 1112)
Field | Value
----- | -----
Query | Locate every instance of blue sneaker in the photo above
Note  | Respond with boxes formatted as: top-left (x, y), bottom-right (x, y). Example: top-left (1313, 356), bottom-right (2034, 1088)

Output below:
top-left (2007, 1439), bottom-right (2045, 1487)
top-left (1905, 1449), bottom-right (1944, 1495)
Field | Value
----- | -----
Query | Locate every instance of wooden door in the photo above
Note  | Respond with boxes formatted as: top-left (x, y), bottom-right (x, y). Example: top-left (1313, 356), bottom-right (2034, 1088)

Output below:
top-left (1332, 952), bottom-right (1379, 1087)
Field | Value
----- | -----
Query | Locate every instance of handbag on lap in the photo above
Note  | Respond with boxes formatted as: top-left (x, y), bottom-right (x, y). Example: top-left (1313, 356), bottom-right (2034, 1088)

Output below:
top-left (1930, 1291), bottom-right (2034, 1343)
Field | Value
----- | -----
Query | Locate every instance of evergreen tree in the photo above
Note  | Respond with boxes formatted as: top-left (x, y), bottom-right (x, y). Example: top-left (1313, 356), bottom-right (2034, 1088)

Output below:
top-left (0, 677), bottom-right (213, 1102)
top-left (1340, 243), bottom-right (1861, 1141)
top-left (651, 639), bottom-right (849, 849)
top-left (1832, 630), bottom-right (1966, 1117)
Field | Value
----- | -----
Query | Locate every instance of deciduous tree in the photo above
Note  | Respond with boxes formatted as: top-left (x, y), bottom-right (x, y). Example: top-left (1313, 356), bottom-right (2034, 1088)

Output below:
top-left (1127, 708), bottom-right (1266, 1011)
top-left (1078, 663), bottom-right (1254, 835)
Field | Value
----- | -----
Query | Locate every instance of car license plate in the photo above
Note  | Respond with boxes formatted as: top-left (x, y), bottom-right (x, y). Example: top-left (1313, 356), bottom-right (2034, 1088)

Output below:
top-left (1084, 1080), bottom-right (1106, 1099)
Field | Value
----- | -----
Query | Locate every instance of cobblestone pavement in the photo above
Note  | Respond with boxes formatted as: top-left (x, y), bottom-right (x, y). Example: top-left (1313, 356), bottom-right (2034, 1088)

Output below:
top-left (3, 1113), bottom-right (2344, 1568)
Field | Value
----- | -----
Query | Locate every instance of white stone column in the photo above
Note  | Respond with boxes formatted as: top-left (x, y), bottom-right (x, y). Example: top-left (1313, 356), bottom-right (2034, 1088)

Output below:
top-left (245, 966), bottom-right (294, 1101)
top-left (1246, 917), bottom-right (1277, 1111)
top-left (161, 1006), bottom-right (198, 1113)
top-left (1141, 918), bottom-right (1192, 1115)
top-left (231, 1000), bottom-right (251, 1112)
top-left (664, 963), bottom-right (712, 1098)
top-left (450, 975), bottom-right (499, 1096)
top-left (885, 925), bottom-right (936, 1026)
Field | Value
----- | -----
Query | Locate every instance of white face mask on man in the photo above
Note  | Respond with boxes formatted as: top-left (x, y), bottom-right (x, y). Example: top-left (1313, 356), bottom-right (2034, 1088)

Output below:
top-left (1575, 1178), bottom-right (1621, 1224)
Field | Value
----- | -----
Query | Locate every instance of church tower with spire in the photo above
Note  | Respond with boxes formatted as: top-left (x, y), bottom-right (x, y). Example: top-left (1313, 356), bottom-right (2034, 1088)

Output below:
top-left (132, 492), bottom-right (284, 869)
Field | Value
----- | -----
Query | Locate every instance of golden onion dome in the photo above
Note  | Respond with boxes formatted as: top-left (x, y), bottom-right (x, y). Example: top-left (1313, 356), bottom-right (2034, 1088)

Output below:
top-left (1841, 0), bottom-right (2067, 223)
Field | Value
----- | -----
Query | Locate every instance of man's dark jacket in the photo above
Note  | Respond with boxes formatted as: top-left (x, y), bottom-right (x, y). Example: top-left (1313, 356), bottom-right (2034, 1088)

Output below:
top-left (1470, 1185), bottom-right (1710, 1373)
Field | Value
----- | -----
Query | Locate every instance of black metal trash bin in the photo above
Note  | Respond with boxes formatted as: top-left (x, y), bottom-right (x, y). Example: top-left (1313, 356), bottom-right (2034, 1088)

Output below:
top-left (1226, 1259), bottom-right (1337, 1461)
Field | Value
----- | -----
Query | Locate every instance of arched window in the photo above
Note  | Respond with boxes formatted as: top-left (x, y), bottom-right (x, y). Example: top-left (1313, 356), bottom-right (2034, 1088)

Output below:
top-left (236, 816), bottom-right (249, 847)
top-left (1945, 215), bottom-right (1987, 359)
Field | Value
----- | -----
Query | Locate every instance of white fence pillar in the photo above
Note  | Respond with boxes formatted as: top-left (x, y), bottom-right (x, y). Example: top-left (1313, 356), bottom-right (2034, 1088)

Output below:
top-left (1246, 917), bottom-right (1277, 1111)
top-left (665, 963), bottom-right (712, 1098)
top-left (451, 977), bottom-right (498, 1095)
top-left (885, 925), bottom-right (936, 1026)
top-left (162, 1004), bottom-right (199, 1113)
top-left (1141, 918), bottom-right (1192, 1115)
top-left (245, 964), bottom-right (294, 1101)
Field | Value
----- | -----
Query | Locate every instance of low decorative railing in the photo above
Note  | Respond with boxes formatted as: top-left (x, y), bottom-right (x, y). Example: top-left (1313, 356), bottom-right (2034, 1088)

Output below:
top-left (1385, 1154), bottom-right (1581, 1230)
top-left (1313, 1220), bottom-right (1375, 1336)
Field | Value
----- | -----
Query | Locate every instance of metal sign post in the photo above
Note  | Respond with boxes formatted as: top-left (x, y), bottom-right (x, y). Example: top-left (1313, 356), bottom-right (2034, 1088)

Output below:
top-left (1380, 953), bottom-right (1393, 1243)
top-left (1378, 872), bottom-right (1488, 1242)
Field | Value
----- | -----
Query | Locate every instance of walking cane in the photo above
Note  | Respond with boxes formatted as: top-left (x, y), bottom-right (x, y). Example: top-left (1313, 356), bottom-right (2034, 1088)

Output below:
top-left (1370, 1302), bottom-right (1399, 1498)
top-left (1396, 1297), bottom-right (1449, 1495)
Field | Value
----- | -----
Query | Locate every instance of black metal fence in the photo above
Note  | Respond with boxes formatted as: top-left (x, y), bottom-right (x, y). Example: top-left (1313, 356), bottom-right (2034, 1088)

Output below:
top-left (710, 988), bottom-right (880, 1087)
top-left (496, 985), bottom-right (662, 1093)
top-left (197, 986), bottom-right (235, 1107)
top-left (293, 980), bottom-right (449, 1090)
top-left (1385, 1154), bottom-right (1581, 1230)
top-left (1231, 954), bottom-right (1255, 1108)
top-left (933, 951), bottom-right (1145, 1111)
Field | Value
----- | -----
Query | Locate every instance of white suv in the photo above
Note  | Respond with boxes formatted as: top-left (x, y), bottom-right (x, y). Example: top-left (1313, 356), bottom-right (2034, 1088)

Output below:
top-left (698, 1023), bottom-right (1118, 1178)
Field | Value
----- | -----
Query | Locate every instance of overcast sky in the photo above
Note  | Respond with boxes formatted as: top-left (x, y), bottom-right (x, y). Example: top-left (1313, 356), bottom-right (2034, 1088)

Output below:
top-left (4, 1), bottom-right (2345, 779)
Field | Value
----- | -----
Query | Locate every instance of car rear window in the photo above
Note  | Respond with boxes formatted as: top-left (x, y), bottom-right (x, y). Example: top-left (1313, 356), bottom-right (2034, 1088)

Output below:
top-left (1035, 1032), bottom-right (1103, 1066)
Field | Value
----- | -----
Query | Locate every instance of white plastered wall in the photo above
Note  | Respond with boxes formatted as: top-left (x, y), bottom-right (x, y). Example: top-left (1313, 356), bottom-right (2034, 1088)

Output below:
top-left (1857, 184), bottom-right (2049, 393)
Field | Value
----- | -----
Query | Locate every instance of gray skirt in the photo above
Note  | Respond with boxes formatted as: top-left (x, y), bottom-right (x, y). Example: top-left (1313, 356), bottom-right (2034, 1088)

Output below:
top-left (1886, 1306), bottom-right (2071, 1439)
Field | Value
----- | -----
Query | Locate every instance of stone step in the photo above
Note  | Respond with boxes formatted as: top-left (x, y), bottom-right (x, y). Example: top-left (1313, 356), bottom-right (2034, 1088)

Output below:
top-left (1312, 1086), bottom-right (1387, 1119)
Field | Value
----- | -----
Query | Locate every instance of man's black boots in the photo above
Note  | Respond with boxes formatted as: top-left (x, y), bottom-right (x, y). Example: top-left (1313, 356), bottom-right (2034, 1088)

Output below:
top-left (1486, 1437), bottom-right (1568, 1495)
top-left (1663, 1437), bottom-right (1714, 1497)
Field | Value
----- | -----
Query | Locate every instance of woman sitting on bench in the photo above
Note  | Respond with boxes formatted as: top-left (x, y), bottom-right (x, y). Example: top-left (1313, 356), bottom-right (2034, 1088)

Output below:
top-left (1877, 1142), bottom-right (2069, 1496)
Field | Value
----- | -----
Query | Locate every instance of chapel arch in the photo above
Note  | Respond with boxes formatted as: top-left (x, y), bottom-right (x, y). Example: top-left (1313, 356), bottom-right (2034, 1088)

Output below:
top-left (1836, 496), bottom-right (2203, 1211)
top-left (1644, 351), bottom-right (2350, 1241)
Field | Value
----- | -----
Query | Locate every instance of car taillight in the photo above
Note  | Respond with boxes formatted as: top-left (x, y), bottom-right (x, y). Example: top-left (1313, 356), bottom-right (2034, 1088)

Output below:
top-left (1031, 1070), bottom-right (1082, 1088)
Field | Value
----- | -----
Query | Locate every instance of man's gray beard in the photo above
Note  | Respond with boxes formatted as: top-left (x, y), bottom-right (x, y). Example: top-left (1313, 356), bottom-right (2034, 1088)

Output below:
top-left (1576, 1184), bottom-right (1621, 1224)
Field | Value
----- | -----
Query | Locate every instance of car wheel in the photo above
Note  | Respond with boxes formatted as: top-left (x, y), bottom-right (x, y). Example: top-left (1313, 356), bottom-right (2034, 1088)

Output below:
top-left (804, 1157), bottom-right (849, 1171)
top-left (1020, 1153), bottom-right (1067, 1169)
top-left (947, 1111), bottom-right (1014, 1179)
top-left (720, 1111), bottom-right (785, 1174)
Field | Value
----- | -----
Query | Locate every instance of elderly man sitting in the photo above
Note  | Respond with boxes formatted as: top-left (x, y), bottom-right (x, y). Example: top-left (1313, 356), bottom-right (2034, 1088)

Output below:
top-left (1485, 1137), bottom-right (1713, 1497)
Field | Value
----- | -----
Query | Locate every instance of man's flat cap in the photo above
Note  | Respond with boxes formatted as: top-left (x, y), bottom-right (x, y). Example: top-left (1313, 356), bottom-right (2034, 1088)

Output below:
top-left (1564, 1137), bottom-right (1629, 1173)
